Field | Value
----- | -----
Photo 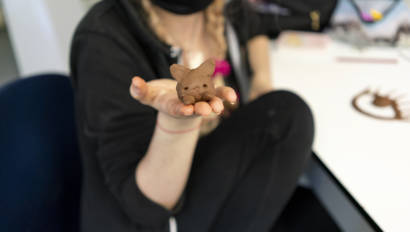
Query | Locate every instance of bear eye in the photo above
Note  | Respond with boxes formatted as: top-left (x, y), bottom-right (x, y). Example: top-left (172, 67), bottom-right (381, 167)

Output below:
top-left (203, 84), bottom-right (207, 88)
top-left (184, 87), bottom-right (189, 90)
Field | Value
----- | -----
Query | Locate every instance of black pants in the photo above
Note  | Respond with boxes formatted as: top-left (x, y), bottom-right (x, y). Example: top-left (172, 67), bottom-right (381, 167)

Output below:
top-left (175, 91), bottom-right (314, 232)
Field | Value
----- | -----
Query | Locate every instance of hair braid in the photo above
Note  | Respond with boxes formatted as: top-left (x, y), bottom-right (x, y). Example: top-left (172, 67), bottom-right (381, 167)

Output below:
top-left (205, 0), bottom-right (227, 60)
top-left (140, 0), bottom-right (175, 46)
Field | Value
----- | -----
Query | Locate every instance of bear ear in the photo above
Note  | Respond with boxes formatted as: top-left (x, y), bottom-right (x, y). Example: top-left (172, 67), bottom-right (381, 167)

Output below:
top-left (197, 59), bottom-right (216, 76)
top-left (170, 64), bottom-right (190, 82)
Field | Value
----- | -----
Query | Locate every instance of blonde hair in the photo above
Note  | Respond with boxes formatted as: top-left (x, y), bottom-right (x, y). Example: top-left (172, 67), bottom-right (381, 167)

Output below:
top-left (140, 0), bottom-right (227, 60)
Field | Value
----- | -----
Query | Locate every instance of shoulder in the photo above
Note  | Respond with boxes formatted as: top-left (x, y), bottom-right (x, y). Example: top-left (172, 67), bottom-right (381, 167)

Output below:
top-left (71, 0), bottom-right (148, 62)
top-left (71, 0), bottom-right (158, 59)
top-left (73, 0), bottom-right (143, 51)
top-left (75, 0), bottom-right (122, 36)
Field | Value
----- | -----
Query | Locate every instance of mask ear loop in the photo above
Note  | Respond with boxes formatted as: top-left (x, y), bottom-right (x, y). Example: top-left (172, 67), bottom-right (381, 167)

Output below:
top-left (352, 89), bottom-right (408, 121)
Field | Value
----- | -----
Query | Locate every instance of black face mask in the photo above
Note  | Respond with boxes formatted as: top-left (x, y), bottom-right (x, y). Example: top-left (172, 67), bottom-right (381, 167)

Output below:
top-left (151, 0), bottom-right (214, 15)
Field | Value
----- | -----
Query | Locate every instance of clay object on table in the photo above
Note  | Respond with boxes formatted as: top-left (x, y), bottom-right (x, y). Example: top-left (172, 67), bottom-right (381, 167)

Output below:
top-left (170, 59), bottom-right (216, 105)
top-left (352, 89), bottom-right (410, 122)
top-left (372, 92), bottom-right (394, 107)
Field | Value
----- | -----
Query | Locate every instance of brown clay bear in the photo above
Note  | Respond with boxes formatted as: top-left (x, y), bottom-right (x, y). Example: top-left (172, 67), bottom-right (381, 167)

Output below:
top-left (170, 59), bottom-right (216, 105)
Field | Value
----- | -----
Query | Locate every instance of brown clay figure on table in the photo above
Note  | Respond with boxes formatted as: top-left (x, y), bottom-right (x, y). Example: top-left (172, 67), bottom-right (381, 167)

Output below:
top-left (352, 88), bottom-right (410, 122)
top-left (170, 59), bottom-right (216, 105)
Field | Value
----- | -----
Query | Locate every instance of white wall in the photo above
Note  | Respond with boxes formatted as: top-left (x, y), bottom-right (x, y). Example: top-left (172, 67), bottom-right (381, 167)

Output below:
top-left (2, 0), bottom-right (91, 76)
top-left (0, 6), bottom-right (5, 31)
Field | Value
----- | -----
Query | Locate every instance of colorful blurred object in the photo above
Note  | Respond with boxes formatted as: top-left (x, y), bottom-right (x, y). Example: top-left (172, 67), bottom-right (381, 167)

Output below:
top-left (329, 0), bottom-right (410, 48)
top-left (213, 59), bottom-right (231, 77)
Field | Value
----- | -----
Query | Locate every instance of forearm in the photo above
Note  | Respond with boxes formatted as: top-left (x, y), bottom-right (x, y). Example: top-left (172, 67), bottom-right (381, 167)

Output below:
top-left (247, 35), bottom-right (273, 88)
top-left (136, 112), bottom-right (201, 210)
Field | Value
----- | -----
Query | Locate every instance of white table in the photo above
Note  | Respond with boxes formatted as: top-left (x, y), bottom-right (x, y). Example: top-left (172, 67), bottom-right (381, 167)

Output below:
top-left (270, 31), bottom-right (410, 232)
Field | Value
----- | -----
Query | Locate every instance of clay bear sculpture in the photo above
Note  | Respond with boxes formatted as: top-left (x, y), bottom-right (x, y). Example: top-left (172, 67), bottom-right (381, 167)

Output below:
top-left (170, 59), bottom-right (216, 105)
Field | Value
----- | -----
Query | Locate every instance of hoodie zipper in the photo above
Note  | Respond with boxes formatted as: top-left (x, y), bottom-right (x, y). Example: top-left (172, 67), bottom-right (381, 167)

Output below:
top-left (169, 216), bottom-right (178, 232)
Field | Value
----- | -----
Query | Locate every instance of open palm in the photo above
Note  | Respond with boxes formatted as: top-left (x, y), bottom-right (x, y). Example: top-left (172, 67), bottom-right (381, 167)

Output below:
top-left (130, 76), bottom-right (237, 118)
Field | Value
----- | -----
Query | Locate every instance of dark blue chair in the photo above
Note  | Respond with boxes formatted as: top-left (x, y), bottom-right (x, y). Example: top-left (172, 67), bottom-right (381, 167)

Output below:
top-left (0, 74), bottom-right (81, 232)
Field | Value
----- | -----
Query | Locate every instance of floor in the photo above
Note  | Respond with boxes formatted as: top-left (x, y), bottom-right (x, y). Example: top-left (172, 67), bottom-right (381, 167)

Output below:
top-left (0, 29), bottom-right (18, 86)
top-left (271, 186), bottom-right (341, 232)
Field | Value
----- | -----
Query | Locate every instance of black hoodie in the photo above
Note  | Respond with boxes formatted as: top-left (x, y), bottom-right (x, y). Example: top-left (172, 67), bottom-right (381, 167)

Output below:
top-left (70, 0), bottom-right (265, 231)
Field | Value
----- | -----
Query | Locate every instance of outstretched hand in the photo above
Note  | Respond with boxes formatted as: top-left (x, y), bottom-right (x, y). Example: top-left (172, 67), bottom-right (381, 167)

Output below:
top-left (130, 76), bottom-right (237, 118)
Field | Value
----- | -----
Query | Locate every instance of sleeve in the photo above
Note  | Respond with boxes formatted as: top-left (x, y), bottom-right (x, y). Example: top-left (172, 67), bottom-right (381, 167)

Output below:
top-left (71, 32), bottom-right (181, 228)
top-left (225, 0), bottom-right (267, 45)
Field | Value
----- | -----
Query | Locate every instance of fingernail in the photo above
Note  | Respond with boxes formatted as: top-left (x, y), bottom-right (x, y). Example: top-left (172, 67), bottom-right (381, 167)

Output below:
top-left (132, 78), bottom-right (139, 87)
top-left (132, 86), bottom-right (141, 97)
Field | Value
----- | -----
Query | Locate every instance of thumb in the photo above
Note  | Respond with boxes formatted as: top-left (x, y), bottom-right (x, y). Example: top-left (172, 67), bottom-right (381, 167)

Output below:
top-left (130, 76), bottom-right (148, 102)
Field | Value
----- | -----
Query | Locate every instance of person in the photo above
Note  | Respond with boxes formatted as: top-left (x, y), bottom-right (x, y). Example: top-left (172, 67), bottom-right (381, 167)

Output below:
top-left (70, 0), bottom-right (314, 231)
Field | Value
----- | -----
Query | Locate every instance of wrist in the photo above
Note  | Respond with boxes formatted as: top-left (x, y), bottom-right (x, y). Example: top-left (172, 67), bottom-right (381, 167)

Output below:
top-left (157, 112), bottom-right (202, 133)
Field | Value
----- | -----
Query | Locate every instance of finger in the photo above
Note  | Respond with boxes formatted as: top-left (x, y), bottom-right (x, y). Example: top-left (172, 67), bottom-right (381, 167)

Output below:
top-left (130, 76), bottom-right (148, 101)
top-left (209, 97), bottom-right (224, 114)
top-left (132, 76), bottom-right (166, 105)
top-left (216, 86), bottom-right (237, 103)
top-left (180, 104), bottom-right (195, 116)
top-left (194, 102), bottom-right (212, 116)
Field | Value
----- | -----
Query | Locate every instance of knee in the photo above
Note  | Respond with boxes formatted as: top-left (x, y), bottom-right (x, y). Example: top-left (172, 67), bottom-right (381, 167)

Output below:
top-left (280, 90), bottom-right (314, 147)
top-left (277, 90), bottom-right (312, 118)
top-left (260, 90), bottom-right (312, 119)
top-left (259, 90), bottom-right (314, 142)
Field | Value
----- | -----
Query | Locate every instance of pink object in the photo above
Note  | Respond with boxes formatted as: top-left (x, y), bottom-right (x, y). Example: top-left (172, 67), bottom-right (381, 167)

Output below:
top-left (212, 59), bottom-right (231, 78)
top-left (361, 12), bottom-right (374, 22)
